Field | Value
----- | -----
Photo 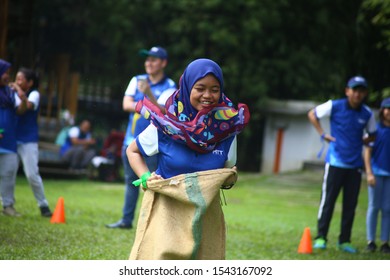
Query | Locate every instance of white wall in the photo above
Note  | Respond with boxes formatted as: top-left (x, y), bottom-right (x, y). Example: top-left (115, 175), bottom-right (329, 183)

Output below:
top-left (261, 112), bottom-right (330, 174)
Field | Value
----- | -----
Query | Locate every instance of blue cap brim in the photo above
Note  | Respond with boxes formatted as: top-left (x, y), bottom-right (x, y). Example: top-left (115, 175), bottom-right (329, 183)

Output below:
top-left (138, 49), bottom-right (166, 59)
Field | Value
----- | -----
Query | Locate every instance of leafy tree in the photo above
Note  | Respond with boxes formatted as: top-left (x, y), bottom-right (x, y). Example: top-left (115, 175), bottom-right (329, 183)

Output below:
top-left (10, 0), bottom-right (389, 170)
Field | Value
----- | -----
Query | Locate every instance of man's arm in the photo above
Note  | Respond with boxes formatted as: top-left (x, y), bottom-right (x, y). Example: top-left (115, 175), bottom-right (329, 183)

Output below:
top-left (10, 83), bottom-right (28, 114)
top-left (137, 79), bottom-right (166, 113)
top-left (123, 95), bottom-right (137, 113)
top-left (363, 146), bottom-right (375, 187)
top-left (307, 108), bottom-right (336, 142)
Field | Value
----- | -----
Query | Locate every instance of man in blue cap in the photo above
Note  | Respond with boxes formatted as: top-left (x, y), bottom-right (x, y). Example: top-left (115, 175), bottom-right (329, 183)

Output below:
top-left (307, 75), bottom-right (377, 253)
top-left (106, 46), bottom-right (176, 229)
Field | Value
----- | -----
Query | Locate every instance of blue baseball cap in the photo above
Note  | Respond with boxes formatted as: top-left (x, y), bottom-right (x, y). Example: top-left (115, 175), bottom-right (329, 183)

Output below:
top-left (139, 46), bottom-right (168, 59)
top-left (381, 97), bottom-right (390, 108)
top-left (347, 76), bottom-right (368, 88)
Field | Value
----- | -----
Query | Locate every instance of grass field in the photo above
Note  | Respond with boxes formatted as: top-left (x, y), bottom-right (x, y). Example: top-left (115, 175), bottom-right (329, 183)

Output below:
top-left (1, 169), bottom-right (389, 260)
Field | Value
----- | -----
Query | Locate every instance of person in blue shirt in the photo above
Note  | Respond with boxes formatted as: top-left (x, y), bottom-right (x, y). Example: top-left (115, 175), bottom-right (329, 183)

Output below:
top-left (127, 58), bottom-right (250, 192)
top-left (106, 46), bottom-right (176, 229)
top-left (364, 97), bottom-right (390, 253)
top-left (127, 59), bottom-right (250, 260)
top-left (60, 119), bottom-right (97, 169)
top-left (12, 67), bottom-right (52, 217)
top-left (0, 59), bottom-right (27, 217)
top-left (308, 76), bottom-right (377, 253)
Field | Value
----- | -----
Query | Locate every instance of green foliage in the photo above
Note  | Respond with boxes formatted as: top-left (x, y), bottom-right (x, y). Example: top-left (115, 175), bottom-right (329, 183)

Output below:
top-left (1, 171), bottom-right (389, 260)
top-left (358, 0), bottom-right (390, 107)
top-left (29, 0), bottom-right (390, 107)
top-left (12, 0), bottom-right (389, 170)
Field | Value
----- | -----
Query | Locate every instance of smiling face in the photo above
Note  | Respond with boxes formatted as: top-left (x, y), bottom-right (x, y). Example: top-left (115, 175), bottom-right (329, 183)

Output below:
top-left (144, 56), bottom-right (167, 76)
top-left (189, 74), bottom-right (221, 111)
top-left (381, 107), bottom-right (390, 126)
top-left (16, 71), bottom-right (33, 91)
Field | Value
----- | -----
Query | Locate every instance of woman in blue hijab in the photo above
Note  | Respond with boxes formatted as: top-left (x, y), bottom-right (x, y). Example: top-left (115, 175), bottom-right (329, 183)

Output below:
top-left (127, 58), bottom-right (250, 260)
top-left (128, 58), bottom-right (250, 185)
top-left (0, 59), bottom-right (27, 217)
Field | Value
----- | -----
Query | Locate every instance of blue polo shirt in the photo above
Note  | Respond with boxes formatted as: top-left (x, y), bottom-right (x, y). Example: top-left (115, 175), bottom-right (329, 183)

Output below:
top-left (123, 75), bottom-right (176, 146)
top-left (135, 124), bottom-right (237, 179)
top-left (315, 98), bottom-right (377, 168)
top-left (370, 122), bottom-right (390, 176)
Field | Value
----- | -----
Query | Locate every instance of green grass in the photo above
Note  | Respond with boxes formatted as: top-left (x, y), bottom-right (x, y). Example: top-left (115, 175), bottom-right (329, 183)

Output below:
top-left (1, 169), bottom-right (389, 260)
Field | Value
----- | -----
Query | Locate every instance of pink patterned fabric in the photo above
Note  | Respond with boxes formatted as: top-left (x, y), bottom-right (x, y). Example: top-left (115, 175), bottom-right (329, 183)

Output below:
top-left (136, 58), bottom-right (250, 153)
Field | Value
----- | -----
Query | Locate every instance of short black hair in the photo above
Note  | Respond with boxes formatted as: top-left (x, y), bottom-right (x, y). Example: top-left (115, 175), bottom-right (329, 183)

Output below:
top-left (18, 67), bottom-right (39, 90)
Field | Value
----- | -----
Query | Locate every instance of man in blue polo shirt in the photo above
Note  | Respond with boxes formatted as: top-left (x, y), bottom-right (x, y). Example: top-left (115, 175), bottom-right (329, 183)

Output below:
top-left (308, 76), bottom-right (377, 253)
top-left (106, 46), bottom-right (176, 229)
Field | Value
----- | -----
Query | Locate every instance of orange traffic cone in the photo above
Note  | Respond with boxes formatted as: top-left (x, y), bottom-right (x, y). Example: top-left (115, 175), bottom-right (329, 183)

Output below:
top-left (50, 197), bottom-right (66, 224)
top-left (297, 227), bottom-right (312, 254)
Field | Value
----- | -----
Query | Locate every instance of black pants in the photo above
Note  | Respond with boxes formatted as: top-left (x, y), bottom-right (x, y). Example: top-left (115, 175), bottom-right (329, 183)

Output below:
top-left (316, 164), bottom-right (362, 244)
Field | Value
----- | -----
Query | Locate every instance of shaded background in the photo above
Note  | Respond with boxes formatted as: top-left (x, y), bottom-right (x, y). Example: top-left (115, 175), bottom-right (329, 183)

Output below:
top-left (1, 0), bottom-right (390, 171)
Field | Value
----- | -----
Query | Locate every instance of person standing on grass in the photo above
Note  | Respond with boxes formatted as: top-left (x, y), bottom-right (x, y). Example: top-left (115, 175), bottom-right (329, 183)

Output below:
top-left (11, 67), bottom-right (53, 217)
top-left (105, 46), bottom-right (176, 229)
top-left (307, 76), bottom-right (377, 253)
top-left (0, 59), bottom-right (27, 217)
top-left (126, 58), bottom-right (250, 259)
top-left (364, 97), bottom-right (390, 254)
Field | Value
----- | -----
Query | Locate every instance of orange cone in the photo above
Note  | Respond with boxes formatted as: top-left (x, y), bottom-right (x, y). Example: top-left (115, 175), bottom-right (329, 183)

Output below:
top-left (297, 227), bottom-right (312, 254)
top-left (50, 197), bottom-right (66, 224)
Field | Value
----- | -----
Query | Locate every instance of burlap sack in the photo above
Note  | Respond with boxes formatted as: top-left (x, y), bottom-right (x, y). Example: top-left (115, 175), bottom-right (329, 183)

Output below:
top-left (129, 168), bottom-right (237, 260)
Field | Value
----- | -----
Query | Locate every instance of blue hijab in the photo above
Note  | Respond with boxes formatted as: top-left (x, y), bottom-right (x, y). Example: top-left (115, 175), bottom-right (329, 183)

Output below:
top-left (167, 58), bottom-right (225, 121)
top-left (136, 58), bottom-right (250, 153)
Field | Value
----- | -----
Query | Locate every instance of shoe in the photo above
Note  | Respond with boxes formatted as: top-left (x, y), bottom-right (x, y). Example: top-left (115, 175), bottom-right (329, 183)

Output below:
top-left (40, 206), bottom-right (53, 217)
top-left (366, 241), bottom-right (377, 252)
top-left (105, 220), bottom-right (132, 229)
top-left (380, 243), bottom-right (390, 254)
top-left (2, 206), bottom-right (22, 217)
top-left (313, 238), bottom-right (327, 249)
top-left (338, 242), bottom-right (357, 253)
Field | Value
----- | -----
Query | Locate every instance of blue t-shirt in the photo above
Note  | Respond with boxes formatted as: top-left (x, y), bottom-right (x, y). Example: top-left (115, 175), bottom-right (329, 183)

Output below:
top-left (370, 122), bottom-right (390, 176)
top-left (123, 74), bottom-right (176, 146)
top-left (315, 98), bottom-right (377, 168)
top-left (60, 126), bottom-right (92, 156)
top-left (136, 124), bottom-right (237, 179)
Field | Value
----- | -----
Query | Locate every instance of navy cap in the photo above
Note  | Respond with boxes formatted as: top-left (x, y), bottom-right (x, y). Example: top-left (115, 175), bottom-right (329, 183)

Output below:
top-left (347, 76), bottom-right (368, 88)
top-left (139, 46), bottom-right (168, 59)
top-left (381, 97), bottom-right (390, 108)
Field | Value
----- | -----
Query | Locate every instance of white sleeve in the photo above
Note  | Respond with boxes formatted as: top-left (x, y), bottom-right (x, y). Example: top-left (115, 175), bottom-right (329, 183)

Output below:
top-left (224, 136), bottom-right (237, 168)
top-left (124, 77), bottom-right (137, 97)
top-left (68, 127), bottom-right (80, 138)
top-left (366, 113), bottom-right (377, 134)
top-left (14, 93), bottom-right (21, 107)
top-left (157, 88), bottom-right (176, 105)
top-left (314, 100), bottom-right (332, 118)
top-left (28, 90), bottom-right (40, 110)
top-left (137, 124), bottom-right (159, 156)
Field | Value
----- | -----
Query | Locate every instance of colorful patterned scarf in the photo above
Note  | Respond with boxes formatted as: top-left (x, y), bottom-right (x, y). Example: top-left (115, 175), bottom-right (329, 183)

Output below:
top-left (136, 58), bottom-right (250, 153)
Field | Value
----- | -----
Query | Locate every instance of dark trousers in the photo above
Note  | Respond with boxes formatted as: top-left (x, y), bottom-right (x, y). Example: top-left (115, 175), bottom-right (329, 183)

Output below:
top-left (316, 163), bottom-right (362, 244)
